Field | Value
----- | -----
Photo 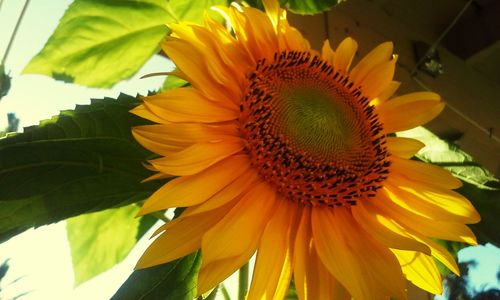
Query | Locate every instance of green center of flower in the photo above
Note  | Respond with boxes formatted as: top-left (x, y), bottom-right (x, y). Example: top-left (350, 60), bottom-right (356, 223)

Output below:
top-left (278, 87), bottom-right (357, 161)
top-left (240, 51), bottom-right (390, 207)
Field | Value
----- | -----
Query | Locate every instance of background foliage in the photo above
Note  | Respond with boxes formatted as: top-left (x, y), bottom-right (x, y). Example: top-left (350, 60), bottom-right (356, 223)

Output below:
top-left (23, 0), bottom-right (227, 88)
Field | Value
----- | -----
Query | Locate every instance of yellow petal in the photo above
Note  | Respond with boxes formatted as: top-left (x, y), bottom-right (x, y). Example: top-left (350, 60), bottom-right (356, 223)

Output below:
top-left (386, 136), bottom-right (425, 159)
top-left (350, 41), bottom-right (393, 84)
top-left (321, 40), bottom-right (335, 65)
top-left (332, 37), bottom-right (358, 74)
top-left (314, 250), bottom-right (351, 300)
top-left (352, 201), bottom-right (431, 254)
top-left (386, 177), bottom-right (480, 223)
top-left (203, 16), bottom-right (253, 91)
top-left (130, 104), bottom-right (164, 124)
top-left (248, 200), bottom-right (297, 300)
top-left (169, 24), bottom-right (229, 85)
top-left (370, 81), bottom-right (401, 106)
top-left (273, 3), bottom-right (311, 52)
top-left (391, 156), bottom-right (462, 189)
top-left (378, 188), bottom-right (478, 244)
top-left (132, 128), bottom-right (184, 156)
top-left (380, 91), bottom-right (441, 109)
top-left (366, 202), bottom-right (460, 277)
top-left (143, 87), bottom-right (237, 123)
top-left (412, 233), bottom-right (460, 276)
top-left (169, 23), bottom-right (247, 96)
top-left (376, 92), bottom-right (445, 133)
top-left (358, 56), bottom-right (397, 99)
top-left (262, 0), bottom-right (280, 29)
top-left (139, 154), bottom-right (250, 215)
top-left (392, 249), bottom-right (443, 295)
top-left (293, 207), bottom-right (316, 300)
top-left (141, 171), bottom-right (172, 183)
top-left (272, 257), bottom-right (295, 300)
top-left (182, 169), bottom-right (260, 217)
top-left (279, 23), bottom-right (311, 52)
top-left (135, 203), bottom-right (232, 269)
top-left (383, 100), bottom-right (445, 133)
top-left (197, 240), bottom-right (257, 295)
top-left (229, 6), bottom-right (278, 62)
top-left (294, 209), bottom-right (351, 300)
top-left (132, 122), bottom-right (239, 156)
top-left (139, 163), bottom-right (173, 182)
top-left (201, 181), bottom-right (277, 265)
top-left (150, 138), bottom-right (244, 176)
top-left (312, 207), bottom-right (406, 300)
top-left (161, 38), bottom-right (236, 104)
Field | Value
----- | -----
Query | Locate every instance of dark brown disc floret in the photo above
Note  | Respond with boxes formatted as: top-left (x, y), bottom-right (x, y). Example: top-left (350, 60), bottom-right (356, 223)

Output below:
top-left (240, 51), bottom-right (390, 207)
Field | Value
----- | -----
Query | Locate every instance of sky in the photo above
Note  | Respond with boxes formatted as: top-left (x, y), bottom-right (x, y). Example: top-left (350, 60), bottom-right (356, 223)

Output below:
top-left (0, 0), bottom-right (499, 299)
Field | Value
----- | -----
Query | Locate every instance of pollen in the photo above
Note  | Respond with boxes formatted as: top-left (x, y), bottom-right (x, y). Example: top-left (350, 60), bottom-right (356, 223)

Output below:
top-left (240, 51), bottom-right (390, 207)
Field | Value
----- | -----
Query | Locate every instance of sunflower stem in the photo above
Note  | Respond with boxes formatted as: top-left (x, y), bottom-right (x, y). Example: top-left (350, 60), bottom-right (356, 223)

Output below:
top-left (202, 285), bottom-right (219, 300)
top-left (150, 211), bottom-right (171, 223)
top-left (238, 263), bottom-right (249, 300)
top-left (220, 284), bottom-right (231, 300)
top-left (1, 0), bottom-right (30, 66)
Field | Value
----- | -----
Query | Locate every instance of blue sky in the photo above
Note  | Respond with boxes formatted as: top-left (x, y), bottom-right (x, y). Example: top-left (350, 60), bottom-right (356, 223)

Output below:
top-left (0, 0), bottom-right (498, 299)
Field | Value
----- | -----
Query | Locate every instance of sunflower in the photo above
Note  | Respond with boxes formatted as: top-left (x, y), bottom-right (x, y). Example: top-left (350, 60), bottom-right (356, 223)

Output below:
top-left (131, 0), bottom-right (480, 299)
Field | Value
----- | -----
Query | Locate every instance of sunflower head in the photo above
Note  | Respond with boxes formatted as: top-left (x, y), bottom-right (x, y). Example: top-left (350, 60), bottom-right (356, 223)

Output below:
top-left (131, 1), bottom-right (480, 299)
top-left (242, 50), bottom-right (390, 207)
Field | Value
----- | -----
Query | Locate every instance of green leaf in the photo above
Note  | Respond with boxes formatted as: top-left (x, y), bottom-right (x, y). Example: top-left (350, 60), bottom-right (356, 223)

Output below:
top-left (397, 127), bottom-right (499, 190)
top-left (23, 0), bottom-right (168, 88)
top-left (285, 280), bottom-right (298, 299)
top-left (111, 251), bottom-right (201, 300)
top-left (458, 182), bottom-right (500, 246)
top-left (433, 240), bottom-right (468, 276)
top-left (246, 0), bottom-right (344, 15)
top-left (166, 0), bottom-right (227, 24)
top-left (161, 74), bottom-right (188, 92)
top-left (23, 0), bottom-right (227, 88)
top-left (136, 214), bottom-right (159, 242)
top-left (0, 93), bottom-right (163, 242)
top-left (280, 0), bottom-right (344, 15)
top-left (67, 204), bottom-right (141, 285)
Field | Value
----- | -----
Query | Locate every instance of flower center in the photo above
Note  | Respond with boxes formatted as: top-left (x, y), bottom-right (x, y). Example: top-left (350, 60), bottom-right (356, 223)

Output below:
top-left (278, 86), bottom-right (358, 161)
top-left (240, 51), bottom-right (390, 207)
